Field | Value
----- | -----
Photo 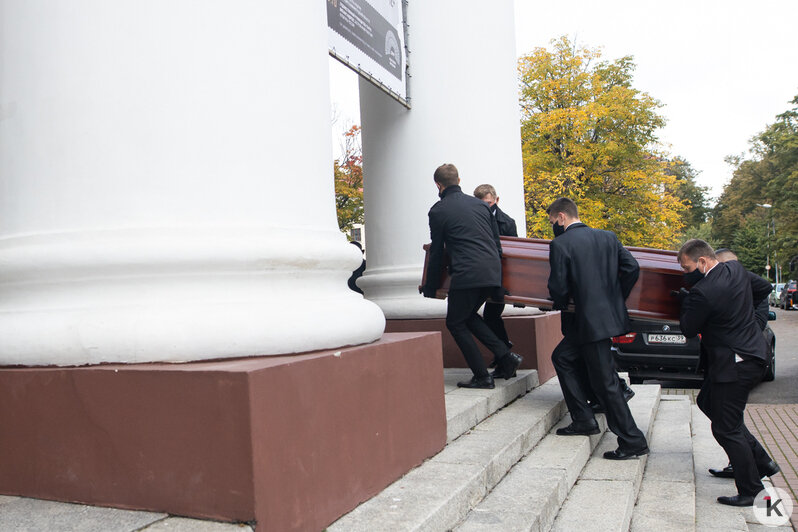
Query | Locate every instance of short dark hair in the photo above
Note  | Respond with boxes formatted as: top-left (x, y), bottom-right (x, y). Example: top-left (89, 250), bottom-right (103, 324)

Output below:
top-left (715, 248), bottom-right (738, 262)
top-left (546, 197), bottom-right (578, 218)
top-left (678, 239), bottom-right (716, 262)
top-left (433, 164), bottom-right (459, 188)
top-left (473, 184), bottom-right (497, 199)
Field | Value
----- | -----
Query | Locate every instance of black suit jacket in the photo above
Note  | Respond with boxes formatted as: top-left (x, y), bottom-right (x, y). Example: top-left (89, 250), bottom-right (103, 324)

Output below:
top-left (679, 260), bottom-right (771, 383)
top-left (491, 205), bottom-right (518, 237)
top-left (547, 223), bottom-right (639, 344)
top-left (423, 185), bottom-right (502, 294)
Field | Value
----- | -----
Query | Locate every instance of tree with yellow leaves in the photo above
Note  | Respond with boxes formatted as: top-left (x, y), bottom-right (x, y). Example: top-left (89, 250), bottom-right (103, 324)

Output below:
top-left (519, 36), bottom-right (686, 248)
top-left (333, 125), bottom-right (364, 235)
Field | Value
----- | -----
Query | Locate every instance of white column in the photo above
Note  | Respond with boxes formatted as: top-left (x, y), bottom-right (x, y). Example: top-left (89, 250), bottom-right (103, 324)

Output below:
top-left (357, 0), bottom-right (525, 319)
top-left (0, 1), bottom-right (385, 366)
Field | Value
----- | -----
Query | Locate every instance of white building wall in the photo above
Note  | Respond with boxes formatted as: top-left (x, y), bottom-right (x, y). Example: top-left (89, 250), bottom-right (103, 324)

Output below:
top-left (358, 0), bottom-right (525, 318)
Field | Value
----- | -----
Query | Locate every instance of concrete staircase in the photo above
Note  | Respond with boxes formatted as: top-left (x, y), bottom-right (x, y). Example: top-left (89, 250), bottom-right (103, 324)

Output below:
top-left (4, 369), bottom-right (789, 531)
top-left (332, 369), bottom-right (796, 532)
top-left (330, 371), bottom-right (667, 532)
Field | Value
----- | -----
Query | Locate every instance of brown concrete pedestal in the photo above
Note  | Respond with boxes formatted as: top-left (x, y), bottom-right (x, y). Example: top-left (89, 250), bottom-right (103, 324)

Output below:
top-left (0, 332), bottom-right (446, 531)
top-left (386, 311), bottom-right (562, 383)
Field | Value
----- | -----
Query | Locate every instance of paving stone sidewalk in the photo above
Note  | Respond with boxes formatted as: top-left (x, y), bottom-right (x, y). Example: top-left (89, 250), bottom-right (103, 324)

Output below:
top-left (746, 404), bottom-right (798, 531)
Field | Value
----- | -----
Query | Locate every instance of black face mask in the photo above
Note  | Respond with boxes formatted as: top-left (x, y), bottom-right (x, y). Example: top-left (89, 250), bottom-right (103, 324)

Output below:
top-left (552, 222), bottom-right (565, 237)
top-left (683, 268), bottom-right (704, 286)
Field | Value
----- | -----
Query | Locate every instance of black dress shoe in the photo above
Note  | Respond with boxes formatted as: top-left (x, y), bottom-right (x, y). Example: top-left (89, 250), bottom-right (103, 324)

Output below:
top-left (590, 386), bottom-right (635, 413)
top-left (621, 380), bottom-right (635, 400)
top-left (603, 446), bottom-right (650, 460)
top-left (717, 494), bottom-right (754, 507)
top-left (709, 461), bottom-right (781, 479)
top-left (488, 343), bottom-right (513, 370)
top-left (492, 352), bottom-right (523, 380)
top-left (708, 464), bottom-right (735, 479)
top-left (556, 421), bottom-right (600, 436)
top-left (457, 375), bottom-right (495, 389)
top-left (759, 460), bottom-right (781, 478)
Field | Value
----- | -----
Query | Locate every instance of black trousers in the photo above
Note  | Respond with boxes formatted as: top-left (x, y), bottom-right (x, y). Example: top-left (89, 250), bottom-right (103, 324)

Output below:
top-left (446, 287), bottom-right (511, 378)
top-left (697, 358), bottom-right (770, 497)
top-left (552, 335), bottom-right (647, 450)
top-left (483, 301), bottom-right (511, 349)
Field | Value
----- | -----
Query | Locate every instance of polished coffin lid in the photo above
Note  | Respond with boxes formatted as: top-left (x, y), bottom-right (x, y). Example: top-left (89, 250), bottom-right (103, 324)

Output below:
top-left (421, 236), bottom-right (684, 323)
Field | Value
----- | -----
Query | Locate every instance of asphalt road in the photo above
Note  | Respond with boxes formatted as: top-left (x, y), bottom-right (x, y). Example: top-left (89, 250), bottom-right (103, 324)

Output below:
top-left (654, 306), bottom-right (798, 404)
top-left (749, 306), bottom-right (798, 404)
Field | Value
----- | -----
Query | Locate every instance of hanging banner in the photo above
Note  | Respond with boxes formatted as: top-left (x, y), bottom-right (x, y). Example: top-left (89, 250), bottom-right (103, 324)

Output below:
top-left (327, 0), bottom-right (407, 105)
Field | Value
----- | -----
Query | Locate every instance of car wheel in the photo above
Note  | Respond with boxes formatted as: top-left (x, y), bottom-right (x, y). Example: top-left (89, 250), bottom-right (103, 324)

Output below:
top-left (764, 352), bottom-right (775, 382)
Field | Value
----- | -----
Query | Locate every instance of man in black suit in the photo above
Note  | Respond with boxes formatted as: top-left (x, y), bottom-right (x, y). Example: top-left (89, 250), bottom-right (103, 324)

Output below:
top-left (421, 164), bottom-right (522, 389)
top-left (715, 248), bottom-right (770, 332)
top-left (678, 239), bottom-right (778, 506)
top-left (546, 198), bottom-right (648, 460)
top-left (473, 184), bottom-right (517, 351)
top-left (705, 248), bottom-right (776, 481)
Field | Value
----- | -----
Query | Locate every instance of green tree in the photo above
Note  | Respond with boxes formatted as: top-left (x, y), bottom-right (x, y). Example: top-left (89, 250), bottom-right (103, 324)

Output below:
top-left (712, 94), bottom-right (798, 275)
top-left (711, 156), bottom-right (771, 247)
top-left (762, 95), bottom-right (798, 274)
top-left (333, 125), bottom-right (364, 235)
top-left (731, 218), bottom-right (769, 275)
top-left (519, 36), bottom-right (687, 248)
top-left (667, 157), bottom-right (711, 234)
top-left (680, 222), bottom-right (722, 250)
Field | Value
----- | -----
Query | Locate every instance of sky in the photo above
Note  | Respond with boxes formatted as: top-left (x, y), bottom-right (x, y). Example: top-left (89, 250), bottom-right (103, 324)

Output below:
top-left (330, 0), bottom-right (798, 201)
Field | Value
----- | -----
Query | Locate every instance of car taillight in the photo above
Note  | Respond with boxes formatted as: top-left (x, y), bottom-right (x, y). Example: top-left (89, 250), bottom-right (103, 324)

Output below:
top-left (612, 333), bottom-right (637, 344)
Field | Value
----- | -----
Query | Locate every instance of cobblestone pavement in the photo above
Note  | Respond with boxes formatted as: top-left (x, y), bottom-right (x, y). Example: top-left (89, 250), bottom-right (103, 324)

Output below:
top-left (746, 404), bottom-right (798, 530)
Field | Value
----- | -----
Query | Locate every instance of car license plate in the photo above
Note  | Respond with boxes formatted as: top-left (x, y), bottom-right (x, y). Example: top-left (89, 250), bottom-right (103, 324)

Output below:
top-left (647, 333), bottom-right (687, 344)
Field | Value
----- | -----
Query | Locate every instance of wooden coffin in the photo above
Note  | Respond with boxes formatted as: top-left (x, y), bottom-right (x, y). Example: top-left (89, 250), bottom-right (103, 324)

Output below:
top-left (421, 236), bottom-right (684, 323)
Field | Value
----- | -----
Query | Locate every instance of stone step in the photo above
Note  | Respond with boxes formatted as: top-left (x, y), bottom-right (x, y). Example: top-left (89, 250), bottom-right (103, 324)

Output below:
top-left (691, 402), bottom-right (750, 531)
top-left (453, 397), bottom-right (608, 531)
top-left (549, 384), bottom-right (662, 532)
top-left (631, 396), bottom-right (696, 532)
top-left (456, 384), bottom-right (659, 532)
top-left (328, 376), bottom-right (566, 532)
top-left (444, 368), bottom-right (540, 443)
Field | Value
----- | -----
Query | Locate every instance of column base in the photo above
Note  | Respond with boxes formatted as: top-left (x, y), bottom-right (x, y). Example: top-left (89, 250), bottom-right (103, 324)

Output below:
top-left (0, 333), bottom-right (446, 532)
top-left (385, 312), bottom-right (562, 383)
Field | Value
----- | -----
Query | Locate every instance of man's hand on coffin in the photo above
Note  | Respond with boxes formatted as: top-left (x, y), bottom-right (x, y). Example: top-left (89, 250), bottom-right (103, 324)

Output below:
top-left (421, 285), bottom-right (438, 298)
top-left (538, 297), bottom-right (555, 312)
top-left (670, 287), bottom-right (691, 303)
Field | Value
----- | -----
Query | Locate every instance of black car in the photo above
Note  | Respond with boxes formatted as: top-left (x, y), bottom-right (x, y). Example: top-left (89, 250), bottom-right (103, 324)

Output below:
top-left (612, 313), bottom-right (776, 384)
top-left (780, 280), bottom-right (797, 310)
